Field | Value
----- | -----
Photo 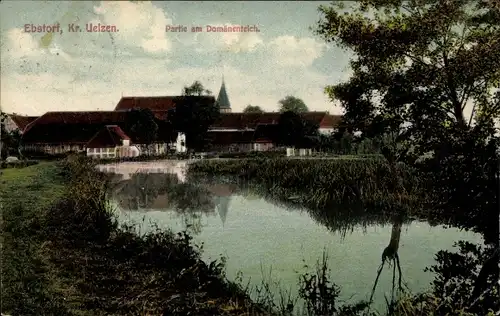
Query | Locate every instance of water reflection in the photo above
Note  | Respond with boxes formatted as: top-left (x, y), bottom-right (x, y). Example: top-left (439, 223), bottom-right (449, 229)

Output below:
top-left (100, 163), bottom-right (483, 313)
top-left (103, 164), bottom-right (243, 232)
top-left (368, 215), bottom-right (404, 311)
top-left (105, 168), bottom-right (432, 237)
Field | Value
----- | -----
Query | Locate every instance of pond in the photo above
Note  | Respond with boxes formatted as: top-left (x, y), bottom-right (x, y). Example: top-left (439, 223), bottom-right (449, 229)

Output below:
top-left (98, 161), bottom-right (483, 313)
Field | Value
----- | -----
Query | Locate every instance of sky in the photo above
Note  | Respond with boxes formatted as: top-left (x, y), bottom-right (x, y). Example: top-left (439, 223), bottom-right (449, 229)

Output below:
top-left (0, 1), bottom-right (353, 116)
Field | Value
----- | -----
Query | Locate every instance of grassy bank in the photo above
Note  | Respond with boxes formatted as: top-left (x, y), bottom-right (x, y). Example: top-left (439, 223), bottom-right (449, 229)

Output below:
top-left (0, 157), bottom-right (270, 315)
top-left (188, 158), bottom-right (422, 212)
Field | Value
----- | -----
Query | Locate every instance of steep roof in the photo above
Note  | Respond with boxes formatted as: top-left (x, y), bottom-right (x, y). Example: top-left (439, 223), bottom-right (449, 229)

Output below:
top-left (22, 111), bottom-right (171, 144)
top-left (8, 114), bottom-right (39, 131)
top-left (87, 125), bottom-right (131, 148)
top-left (211, 112), bottom-right (341, 130)
top-left (115, 95), bottom-right (216, 111)
top-left (216, 80), bottom-right (231, 110)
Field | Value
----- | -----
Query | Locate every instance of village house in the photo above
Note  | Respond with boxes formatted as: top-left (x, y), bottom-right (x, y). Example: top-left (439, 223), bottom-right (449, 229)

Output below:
top-left (86, 125), bottom-right (140, 159)
top-left (18, 80), bottom-right (341, 156)
top-left (20, 110), bottom-right (173, 155)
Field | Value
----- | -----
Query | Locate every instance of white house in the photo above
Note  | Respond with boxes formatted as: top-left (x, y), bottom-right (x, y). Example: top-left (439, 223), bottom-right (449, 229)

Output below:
top-left (86, 125), bottom-right (140, 159)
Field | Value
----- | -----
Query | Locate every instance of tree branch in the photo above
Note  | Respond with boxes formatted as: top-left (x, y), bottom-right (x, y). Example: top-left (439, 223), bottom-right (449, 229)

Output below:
top-left (468, 103), bottom-right (476, 127)
top-left (443, 51), bottom-right (466, 127)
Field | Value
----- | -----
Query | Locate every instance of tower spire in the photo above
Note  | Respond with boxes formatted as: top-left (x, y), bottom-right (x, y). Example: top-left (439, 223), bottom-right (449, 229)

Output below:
top-left (217, 74), bottom-right (231, 113)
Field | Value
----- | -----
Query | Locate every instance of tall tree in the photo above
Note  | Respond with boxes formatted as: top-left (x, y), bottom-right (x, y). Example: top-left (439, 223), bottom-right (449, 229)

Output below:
top-left (277, 111), bottom-right (319, 147)
top-left (314, 1), bottom-right (500, 309)
top-left (243, 105), bottom-right (264, 114)
top-left (278, 96), bottom-right (309, 113)
top-left (167, 97), bottom-right (220, 152)
top-left (182, 80), bottom-right (212, 96)
top-left (313, 0), bottom-right (500, 159)
top-left (124, 108), bottom-right (158, 154)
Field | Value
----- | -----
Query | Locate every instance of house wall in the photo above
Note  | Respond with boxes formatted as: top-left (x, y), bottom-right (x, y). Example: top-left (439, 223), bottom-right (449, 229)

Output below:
top-left (319, 127), bottom-right (337, 135)
top-left (87, 147), bottom-right (117, 159)
top-left (253, 142), bottom-right (274, 151)
top-left (175, 132), bottom-right (187, 153)
top-left (286, 147), bottom-right (312, 157)
top-left (135, 143), bottom-right (168, 155)
top-left (22, 143), bottom-right (85, 154)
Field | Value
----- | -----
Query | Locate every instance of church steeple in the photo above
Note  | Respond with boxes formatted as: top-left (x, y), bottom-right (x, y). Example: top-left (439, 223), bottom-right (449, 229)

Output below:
top-left (217, 76), bottom-right (231, 113)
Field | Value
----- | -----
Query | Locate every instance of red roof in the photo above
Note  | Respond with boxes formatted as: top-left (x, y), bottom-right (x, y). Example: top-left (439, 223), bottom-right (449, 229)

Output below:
top-left (320, 114), bottom-right (342, 128)
top-left (87, 125), bottom-right (130, 148)
top-left (21, 110), bottom-right (172, 145)
top-left (9, 114), bottom-right (39, 131)
top-left (24, 111), bottom-right (128, 134)
top-left (114, 95), bottom-right (216, 111)
top-left (211, 112), bottom-right (341, 130)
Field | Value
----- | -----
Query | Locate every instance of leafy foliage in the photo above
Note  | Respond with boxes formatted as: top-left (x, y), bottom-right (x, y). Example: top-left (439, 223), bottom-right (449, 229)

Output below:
top-left (167, 96), bottom-right (221, 152)
top-left (278, 96), bottom-right (309, 113)
top-left (243, 104), bottom-right (264, 113)
top-left (313, 0), bottom-right (500, 160)
top-left (124, 108), bottom-right (158, 146)
top-left (420, 241), bottom-right (500, 315)
top-left (277, 111), bottom-right (320, 147)
top-left (183, 80), bottom-right (212, 96)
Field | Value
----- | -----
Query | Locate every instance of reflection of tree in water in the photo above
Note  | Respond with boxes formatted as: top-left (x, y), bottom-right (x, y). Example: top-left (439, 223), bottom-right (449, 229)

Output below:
top-left (109, 172), bottom-right (216, 234)
top-left (368, 214), bottom-right (404, 313)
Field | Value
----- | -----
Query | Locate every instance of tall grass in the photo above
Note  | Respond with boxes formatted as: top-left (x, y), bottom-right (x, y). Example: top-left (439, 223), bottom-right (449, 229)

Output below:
top-left (189, 158), bottom-right (422, 212)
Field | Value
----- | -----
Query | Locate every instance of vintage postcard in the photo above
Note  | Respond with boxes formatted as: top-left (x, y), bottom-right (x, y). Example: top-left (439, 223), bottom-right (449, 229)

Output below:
top-left (1, 1), bottom-right (498, 315)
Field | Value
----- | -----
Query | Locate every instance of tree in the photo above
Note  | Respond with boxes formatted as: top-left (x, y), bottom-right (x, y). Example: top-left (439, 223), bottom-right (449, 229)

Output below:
top-left (243, 105), bottom-right (264, 114)
top-left (167, 96), bottom-right (220, 152)
top-left (278, 96), bottom-right (309, 113)
top-left (313, 1), bottom-right (500, 308)
top-left (0, 113), bottom-right (22, 159)
top-left (313, 0), bottom-right (499, 160)
top-left (277, 111), bottom-right (319, 147)
top-left (124, 108), bottom-right (158, 155)
top-left (182, 80), bottom-right (212, 96)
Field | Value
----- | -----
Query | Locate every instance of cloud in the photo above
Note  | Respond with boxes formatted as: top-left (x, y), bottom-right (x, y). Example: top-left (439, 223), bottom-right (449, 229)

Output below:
top-left (3, 28), bottom-right (44, 58)
top-left (268, 36), bottom-right (326, 67)
top-left (92, 1), bottom-right (172, 54)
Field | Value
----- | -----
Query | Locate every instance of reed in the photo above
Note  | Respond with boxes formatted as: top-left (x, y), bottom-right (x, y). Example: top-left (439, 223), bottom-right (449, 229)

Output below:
top-left (189, 158), bottom-right (422, 211)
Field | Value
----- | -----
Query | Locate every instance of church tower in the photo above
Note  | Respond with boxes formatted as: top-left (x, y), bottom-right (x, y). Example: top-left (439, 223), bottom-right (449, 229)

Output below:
top-left (216, 76), bottom-right (231, 113)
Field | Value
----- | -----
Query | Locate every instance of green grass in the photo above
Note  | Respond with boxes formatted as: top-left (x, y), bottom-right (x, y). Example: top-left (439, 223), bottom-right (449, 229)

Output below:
top-left (1, 161), bottom-right (71, 315)
top-left (1, 161), bottom-right (65, 207)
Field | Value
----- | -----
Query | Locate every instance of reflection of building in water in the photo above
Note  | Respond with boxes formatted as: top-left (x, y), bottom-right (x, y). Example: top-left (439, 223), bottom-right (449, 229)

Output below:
top-left (206, 183), bottom-right (235, 227)
top-left (214, 195), bottom-right (231, 227)
top-left (97, 161), bottom-right (187, 183)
